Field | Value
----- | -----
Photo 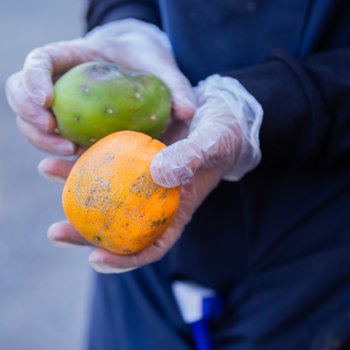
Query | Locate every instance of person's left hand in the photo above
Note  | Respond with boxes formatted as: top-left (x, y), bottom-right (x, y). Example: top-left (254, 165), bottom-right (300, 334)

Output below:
top-left (6, 19), bottom-right (196, 183)
top-left (47, 75), bottom-right (263, 273)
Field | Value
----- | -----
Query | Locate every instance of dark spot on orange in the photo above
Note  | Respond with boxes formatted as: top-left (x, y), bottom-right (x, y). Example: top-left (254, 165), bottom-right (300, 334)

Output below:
top-left (111, 200), bottom-right (123, 209)
top-left (160, 189), bottom-right (169, 199)
top-left (129, 173), bottom-right (160, 199)
top-left (103, 221), bottom-right (111, 230)
top-left (151, 217), bottom-right (168, 228)
top-left (82, 177), bottom-right (111, 209)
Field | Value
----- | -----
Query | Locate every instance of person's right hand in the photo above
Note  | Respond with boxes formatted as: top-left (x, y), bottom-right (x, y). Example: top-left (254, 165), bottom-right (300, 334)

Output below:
top-left (5, 18), bottom-right (196, 182)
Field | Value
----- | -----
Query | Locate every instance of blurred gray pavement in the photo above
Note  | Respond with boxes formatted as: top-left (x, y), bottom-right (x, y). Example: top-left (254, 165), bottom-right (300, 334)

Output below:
top-left (0, 1), bottom-right (93, 349)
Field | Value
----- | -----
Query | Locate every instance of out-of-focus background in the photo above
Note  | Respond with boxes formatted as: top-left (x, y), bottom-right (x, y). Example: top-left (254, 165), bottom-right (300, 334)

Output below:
top-left (0, 1), bottom-right (92, 349)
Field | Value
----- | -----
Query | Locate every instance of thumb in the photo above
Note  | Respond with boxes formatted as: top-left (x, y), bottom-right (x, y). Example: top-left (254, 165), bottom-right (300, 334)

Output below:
top-left (151, 109), bottom-right (241, 187)
top-left (151, 138), bottom-right (204, 187)
top-left (22, 40), bottom-right (96, 107)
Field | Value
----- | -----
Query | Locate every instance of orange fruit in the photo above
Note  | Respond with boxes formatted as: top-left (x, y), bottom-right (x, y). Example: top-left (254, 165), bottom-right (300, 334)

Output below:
top-left (62, 130), bottom-right (181, 255)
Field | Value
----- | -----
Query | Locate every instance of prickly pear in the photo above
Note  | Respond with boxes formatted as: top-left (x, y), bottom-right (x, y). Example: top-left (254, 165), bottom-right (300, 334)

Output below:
top-left (52, 62), bottom-right (172, 146)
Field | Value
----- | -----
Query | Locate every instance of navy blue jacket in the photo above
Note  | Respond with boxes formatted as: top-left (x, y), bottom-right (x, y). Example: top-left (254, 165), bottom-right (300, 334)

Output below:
top-left (85, 1), bottom-right (350, 348)
top-left (87, 0), bottom-right (350, 286)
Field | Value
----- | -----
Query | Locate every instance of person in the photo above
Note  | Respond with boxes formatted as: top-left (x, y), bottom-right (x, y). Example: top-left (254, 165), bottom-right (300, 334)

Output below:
top-left (6, 0), bottom-right (350, 349)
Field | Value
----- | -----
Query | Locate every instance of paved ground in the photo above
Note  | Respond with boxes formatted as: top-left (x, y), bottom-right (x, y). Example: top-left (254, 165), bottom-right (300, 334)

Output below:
top-left (0, 1), bottom-right (93, 349)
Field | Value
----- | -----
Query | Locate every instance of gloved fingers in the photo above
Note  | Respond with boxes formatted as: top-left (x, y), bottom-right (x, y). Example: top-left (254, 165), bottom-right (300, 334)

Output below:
top-left (88, 248), bottom-right (140, 273)
top-left (6, 71), bottom-right (56, 132)
top-left (88, 248), bottom-right (139, 273)
top-left (48, 203), bottom-right (185, 272)
top-left (151, 108), bottom-right (241, 187)
top-left (150, 67), bottom-right (196, 121)
top-left (151, 138), bottom-right (203, 187)
top-left (47, 221), bottom-right (92, 247)
top-left (38, 157), bottom-right (76, 183)
top-left (16, 117), bottom-right (77, 155)
top-left (88, 222), bottom-right (183, 273)
top-left (22, 40), bottom-right (99, 107)
top-left (103, 46), bottom-right (196, 121)
top-left (151, 72), bottom-right (266, 188)
top-left (87, 182), bottom-right (196, 274)
top-left (88, 20), bottom-right (196, 121)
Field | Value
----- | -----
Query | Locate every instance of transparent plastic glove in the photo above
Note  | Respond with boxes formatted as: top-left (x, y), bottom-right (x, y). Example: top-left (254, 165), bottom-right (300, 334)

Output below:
top-left (5, 18), bottom-right (195, 181)
top-left (46, 75), bottom-right (263, 273)
top-left (151, 74), bottom-right (263, 187)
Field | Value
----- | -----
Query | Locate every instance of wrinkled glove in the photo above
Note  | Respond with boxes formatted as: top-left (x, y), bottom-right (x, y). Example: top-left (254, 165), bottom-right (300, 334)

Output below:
top-left (5, 18), bottom-right (195, 181)
top-left (47, 74), bottom-right (263, 273)
top-left (151, 74), bottom-right (263, 185)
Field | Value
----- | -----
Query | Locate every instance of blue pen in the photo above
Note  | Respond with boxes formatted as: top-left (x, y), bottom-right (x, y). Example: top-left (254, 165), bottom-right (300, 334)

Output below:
top-left (172, 281), bottom-right (223, 350)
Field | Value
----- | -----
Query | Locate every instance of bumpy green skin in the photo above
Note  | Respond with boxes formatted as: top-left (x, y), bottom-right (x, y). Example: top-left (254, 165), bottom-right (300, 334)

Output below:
top-left (52, 62), bottom-right (172, 146)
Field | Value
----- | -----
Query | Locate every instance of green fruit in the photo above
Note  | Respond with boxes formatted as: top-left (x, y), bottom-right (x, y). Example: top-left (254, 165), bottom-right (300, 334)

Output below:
top-left (52, 62), bottom-right (172, 146)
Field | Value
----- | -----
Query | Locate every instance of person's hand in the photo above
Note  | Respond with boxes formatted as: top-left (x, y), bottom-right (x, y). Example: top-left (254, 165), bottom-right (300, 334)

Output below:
top-left (47, 74), bottom-right (263, 273)
top-left (5, 18), bottom-right (196, 182)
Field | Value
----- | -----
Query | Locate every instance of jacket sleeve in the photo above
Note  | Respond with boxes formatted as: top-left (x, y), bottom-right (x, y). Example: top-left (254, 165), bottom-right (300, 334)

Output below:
top-left (229, 49), bottom-right (350, 165)
top-left (86, 0), bottom-right (161, 31)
